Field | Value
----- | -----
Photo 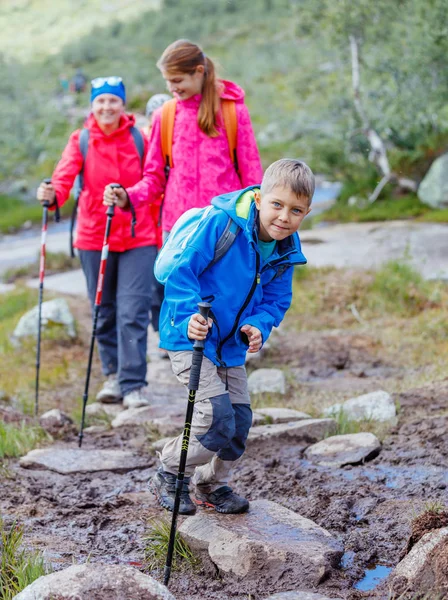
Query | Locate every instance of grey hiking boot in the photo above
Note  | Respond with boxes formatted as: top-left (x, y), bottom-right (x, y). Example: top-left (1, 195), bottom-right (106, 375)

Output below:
top-left (193, 486), bottom-right (249, 514)
top-left (149, 468), bottom-right (196, 516)
top-left (96, 375), bottom-right (122, 404)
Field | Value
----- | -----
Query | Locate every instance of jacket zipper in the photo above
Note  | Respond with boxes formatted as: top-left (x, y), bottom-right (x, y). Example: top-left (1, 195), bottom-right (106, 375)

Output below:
top-left (217, 251), bottom-right (260, 362)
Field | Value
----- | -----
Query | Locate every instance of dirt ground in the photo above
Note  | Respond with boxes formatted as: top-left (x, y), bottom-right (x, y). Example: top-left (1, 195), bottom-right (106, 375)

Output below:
top-left (1, 279), bottom-right (448, 599)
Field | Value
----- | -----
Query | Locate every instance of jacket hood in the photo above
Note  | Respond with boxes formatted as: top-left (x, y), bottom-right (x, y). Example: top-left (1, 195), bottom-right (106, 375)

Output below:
top-left (86, 112), bottom-right (136, 139)
top-left (212, 187), bottom-right (307, 264)
top-left (218, 79), bottom-right (245, 102)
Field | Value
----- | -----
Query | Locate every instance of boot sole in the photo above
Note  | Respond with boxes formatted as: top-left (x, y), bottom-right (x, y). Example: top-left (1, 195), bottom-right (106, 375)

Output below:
top-left (193, 498), bottom-right (249, 514)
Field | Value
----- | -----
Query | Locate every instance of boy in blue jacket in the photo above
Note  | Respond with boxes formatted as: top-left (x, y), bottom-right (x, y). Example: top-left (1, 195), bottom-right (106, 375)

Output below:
top-left (151, 158), bottom-right (314, 515)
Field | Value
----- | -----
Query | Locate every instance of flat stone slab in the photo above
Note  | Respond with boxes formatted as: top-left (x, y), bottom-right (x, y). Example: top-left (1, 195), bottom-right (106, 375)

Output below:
top-left (13, 563), bottom-right (175, 600)
top-left (391, 526), bottom-right (448, 595)
top-left (86, 402), bottom-right (124, 418)
top-left (248, 368), bottom-right (286, 395)
top-left (255, 407), bottom-right (312, 423)
top-left (19, 448), bottom-right (151, 474)
top-left (323, 390), bottom-right (397, 424)
top-left (305, 433), bottom-right (381, 467)
top-left (265, 592), bottom-right (337, 599)
top-left (27, 268), bottom-right (88, 297)
top-left (111, 404), bottom-right (184, 429)
top-left (248, 419), bottom-right (337, 444)
top-left (179, 499), bottom-right (342, 588)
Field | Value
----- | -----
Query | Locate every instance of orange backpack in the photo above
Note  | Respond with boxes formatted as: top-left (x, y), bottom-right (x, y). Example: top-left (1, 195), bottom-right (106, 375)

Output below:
top-left (160, 98), bottom-right (238, 177)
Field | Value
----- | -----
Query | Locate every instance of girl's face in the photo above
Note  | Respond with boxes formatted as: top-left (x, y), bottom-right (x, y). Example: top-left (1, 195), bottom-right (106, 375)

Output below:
top-left (162, 66), bottom-right (205, 101)
top-left (92, 94), bottom-right (124, 130)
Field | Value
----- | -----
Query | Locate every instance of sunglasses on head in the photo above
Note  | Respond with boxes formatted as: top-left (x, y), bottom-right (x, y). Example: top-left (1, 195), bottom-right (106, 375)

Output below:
top-left (91, 76), bottom-right (123, 88)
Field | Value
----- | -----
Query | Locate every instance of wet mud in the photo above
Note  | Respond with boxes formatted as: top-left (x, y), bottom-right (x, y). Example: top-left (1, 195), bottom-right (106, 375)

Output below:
top-left (1, 328), bottom-right (448, 599)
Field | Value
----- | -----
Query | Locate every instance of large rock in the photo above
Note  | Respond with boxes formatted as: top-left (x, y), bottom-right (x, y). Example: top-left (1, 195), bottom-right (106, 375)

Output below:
top-left (179, 500), bottom-right (342, 589)
top-left (20, 448), bottom-right (151, 474)
top-left (248, 368), bottom-right (286, 395)
top-left (12, 298), bottom-right (76, 341)
top-left (391, 527), bottom-right (448, 596)
top-left (248, 419), bottom-right (337, 444)
top-left (265, 592), bottom-right (337, 599)
top-left (13, 563), bottom-right (175, 600)
top-left (255, 407), bottom-right (312, 423)
top-left (305, 433), bottom-right (381, 467)
top-left (323, 390), bottom-right (396, 424)
top-left (418, 153), bottom-right (448, 208)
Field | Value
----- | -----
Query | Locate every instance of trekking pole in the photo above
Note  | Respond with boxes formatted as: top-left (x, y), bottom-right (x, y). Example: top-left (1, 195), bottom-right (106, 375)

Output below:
top-left (163, 301), bottom-right (211, 587)
top-left (78, 186), bottom-right (119, 447)
top-left (35, 177), bottom-right (59, 417)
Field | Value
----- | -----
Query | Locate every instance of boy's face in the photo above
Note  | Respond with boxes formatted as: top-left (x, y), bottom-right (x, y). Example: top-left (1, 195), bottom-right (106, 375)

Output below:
top-left (255, 186), bottom-right (311, 242)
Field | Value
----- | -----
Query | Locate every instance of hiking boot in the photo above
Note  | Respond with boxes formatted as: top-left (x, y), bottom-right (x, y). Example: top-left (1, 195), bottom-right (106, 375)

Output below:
top-left (123, 387), bottom-right (150, 409)
top-left (96, 375), bottom-right (122, 404)
top-left (149, 468), bottom-right (196, 516)
top-left (194, 486), bottom-right (249, 514)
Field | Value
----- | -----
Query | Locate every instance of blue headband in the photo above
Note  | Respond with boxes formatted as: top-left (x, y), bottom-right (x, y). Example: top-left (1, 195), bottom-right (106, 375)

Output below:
top-left (90, 77), bottom-right (126, 103)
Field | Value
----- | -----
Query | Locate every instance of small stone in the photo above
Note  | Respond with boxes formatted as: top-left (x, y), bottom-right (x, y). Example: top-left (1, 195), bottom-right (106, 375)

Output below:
top-left (418, 153), bottom-right (448, 208)
top-left (323, 390), bottom-right (397, 424)
top-left (255, 407), bottom-right (312, 423)
top-left (12, 298), bottom-right (76, 341)
top-left (39, 409), bottom-right (73, 434)
top-left (20, 448), bottom-right (151, 474)
top-left (248, 419), bottom-right (337, 444)
top-left (305, 433), bottom-right (381, 467)
top-left (13, 563), bottom-right (176, 600)
top-left (265, 592), bottom-right (337, 599)
top-left (86, 402), bottom-right (124, 418)
top-left (83, 425), bottom-right (109, 434)
top-left (112, 405), bottom-right (184, 429)
top-left (179, 499), bottom-right (342, 588)
top-left (151, 437), bottom-right (174, 452)
top-left (252, 411), bottom-right (267, 425)
top-left (248, 368), bottom-right (286, 395)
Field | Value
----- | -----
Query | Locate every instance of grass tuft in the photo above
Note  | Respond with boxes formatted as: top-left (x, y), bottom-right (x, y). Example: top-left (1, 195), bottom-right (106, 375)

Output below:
top-left (0, 421), bottom-right (49, 459)
top-left (143, 517), bottom-right (199, 573)
top-left (0, 518), bottom-right (49, 599)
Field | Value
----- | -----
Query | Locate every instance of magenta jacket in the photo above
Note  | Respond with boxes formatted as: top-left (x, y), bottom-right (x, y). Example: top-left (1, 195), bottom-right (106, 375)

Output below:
top-left (126, 80), bottom-right (263, 232)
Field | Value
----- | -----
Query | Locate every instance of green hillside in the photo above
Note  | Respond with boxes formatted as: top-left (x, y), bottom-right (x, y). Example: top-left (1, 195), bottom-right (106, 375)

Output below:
top-left (0, 0), bottom-right (447, 216)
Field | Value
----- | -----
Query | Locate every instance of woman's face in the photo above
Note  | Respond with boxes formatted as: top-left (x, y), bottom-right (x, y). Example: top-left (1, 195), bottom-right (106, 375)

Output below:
top-left (92, 94), bottom-right (124, 130)
top-left (162, 66), bottom-right (204, 101)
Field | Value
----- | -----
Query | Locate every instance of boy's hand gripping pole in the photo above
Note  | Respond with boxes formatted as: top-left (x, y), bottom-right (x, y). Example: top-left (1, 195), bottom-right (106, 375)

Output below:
top-left (78, 188), bottom-right (118, 447)
top-left (163, 301), bottom-right (211, 587)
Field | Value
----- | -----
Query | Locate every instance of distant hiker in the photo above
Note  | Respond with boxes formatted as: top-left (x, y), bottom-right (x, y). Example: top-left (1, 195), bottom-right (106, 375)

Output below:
top-left (70, 68), bottom-right (87, 94)
top-left (143, 93), bottom-right (171, 345)
top-left (103, 38), bottom-right (262, 238)
top-left (36, 76), bottom-right (157, 409)
top-left (149, 159), bottom-right (314, 514)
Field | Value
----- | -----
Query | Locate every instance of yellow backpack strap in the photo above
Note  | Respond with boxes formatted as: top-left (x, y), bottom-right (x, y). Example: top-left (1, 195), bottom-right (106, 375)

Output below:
top-left (221, 99), bottom-right (238, 173)
top-left (161, 98), bottom-right (177, 177)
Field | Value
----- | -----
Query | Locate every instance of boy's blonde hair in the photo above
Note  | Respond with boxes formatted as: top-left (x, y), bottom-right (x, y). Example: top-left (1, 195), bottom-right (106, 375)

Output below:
top-left (261, 159), bottom-right (315, 206)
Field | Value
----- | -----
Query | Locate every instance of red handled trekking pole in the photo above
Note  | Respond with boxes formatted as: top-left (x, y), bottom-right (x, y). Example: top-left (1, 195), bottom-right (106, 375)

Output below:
top-left (163, 301), bottom-right (211, 586)
top-left (78, 188), bottom-right (119, 447)
top-left (35, 178), bottom-right (60, 417)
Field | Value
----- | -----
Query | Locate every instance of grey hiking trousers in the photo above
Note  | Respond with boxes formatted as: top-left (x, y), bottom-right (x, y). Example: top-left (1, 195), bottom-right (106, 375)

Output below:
top-left (160, 351), bottom-right (252, 492)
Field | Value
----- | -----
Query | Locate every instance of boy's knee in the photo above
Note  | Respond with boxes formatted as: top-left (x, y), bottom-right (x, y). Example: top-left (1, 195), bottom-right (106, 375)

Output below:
top-left (197, 393), bottom-right (235, 452)
top-left (218, 403), bottom-right (252, 461)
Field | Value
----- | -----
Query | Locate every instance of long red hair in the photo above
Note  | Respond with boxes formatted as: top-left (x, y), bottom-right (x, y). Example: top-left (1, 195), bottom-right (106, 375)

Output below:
top-left (157, 39), bottom-right (221, 137)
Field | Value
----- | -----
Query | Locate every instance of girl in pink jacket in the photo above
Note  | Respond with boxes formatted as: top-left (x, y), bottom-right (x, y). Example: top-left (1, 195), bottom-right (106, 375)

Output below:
top-left (104, 39), bottom-right (263, 235)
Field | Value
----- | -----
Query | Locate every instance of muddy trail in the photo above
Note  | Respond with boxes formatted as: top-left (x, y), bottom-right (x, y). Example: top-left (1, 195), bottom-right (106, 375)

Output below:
top-left (1, 301), bottom-right (448, 600)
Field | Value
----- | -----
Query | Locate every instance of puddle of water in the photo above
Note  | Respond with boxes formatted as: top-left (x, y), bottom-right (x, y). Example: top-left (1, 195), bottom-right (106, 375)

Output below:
top-left (354, 564), bottom-right (392, 591)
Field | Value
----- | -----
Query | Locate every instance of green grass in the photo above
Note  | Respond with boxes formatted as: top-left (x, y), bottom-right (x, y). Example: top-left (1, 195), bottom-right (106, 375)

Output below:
top-left (3, 251), bottom-right (80, 284)
top-left (0, 421), bottom-right (49, 459)
top-left (143, 517), bottom-right (199, 573)
top-left (0, 195), bottom-right (73, 235)
top-left (0, 519), bottom-right (49, 599)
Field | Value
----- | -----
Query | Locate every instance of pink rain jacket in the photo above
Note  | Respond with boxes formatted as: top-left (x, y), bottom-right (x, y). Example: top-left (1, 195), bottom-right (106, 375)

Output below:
top-left (50, 113), bottom-right (157, 252)
top-left (126, 80), bottom-right (263, 232)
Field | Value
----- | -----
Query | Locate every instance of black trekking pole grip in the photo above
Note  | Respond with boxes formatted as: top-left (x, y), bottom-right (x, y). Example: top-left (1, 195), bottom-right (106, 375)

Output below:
top-left (188, 302), bottom-right (211, 391)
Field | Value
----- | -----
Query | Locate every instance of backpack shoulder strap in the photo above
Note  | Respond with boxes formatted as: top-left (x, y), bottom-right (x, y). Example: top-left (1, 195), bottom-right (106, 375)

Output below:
top-left (79, 127), bottom-right (89, 160)
top-left (221, 99), bottom-right (238, 172)
top-left (161, 98), bottom-right (177, 172)
top-left (209, 217), bottom-right (240, 269)
top-left (130, 126), bottom-right (144, 170)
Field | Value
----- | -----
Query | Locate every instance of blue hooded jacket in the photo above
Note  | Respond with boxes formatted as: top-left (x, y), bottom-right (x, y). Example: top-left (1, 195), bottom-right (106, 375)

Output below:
top-left (159, 186), bottom-right (307, 367)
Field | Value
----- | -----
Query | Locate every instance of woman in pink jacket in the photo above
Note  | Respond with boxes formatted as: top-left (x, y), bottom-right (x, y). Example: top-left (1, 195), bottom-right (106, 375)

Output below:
top-left (104, 39), bottom-right (263, 236)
